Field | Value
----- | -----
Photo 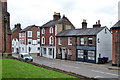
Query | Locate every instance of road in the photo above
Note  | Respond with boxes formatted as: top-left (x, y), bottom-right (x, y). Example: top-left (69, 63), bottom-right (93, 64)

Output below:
top-left (12, 54), bottom-right (120, 79)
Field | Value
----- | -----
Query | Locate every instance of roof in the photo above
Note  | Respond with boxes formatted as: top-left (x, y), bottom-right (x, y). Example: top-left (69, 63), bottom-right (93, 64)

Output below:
top-left (112, 20), bottom-right (120, 28)
top-left (20, 25), bottom-right (40, 33)
top-left (11, 27), bottom-right (17, 32)
top-left (41, 16), bottom-right (74, 28)
top-left (56, 27), bottom-right (105, 37)
top-left (7, 27), bottom-right (12, 35)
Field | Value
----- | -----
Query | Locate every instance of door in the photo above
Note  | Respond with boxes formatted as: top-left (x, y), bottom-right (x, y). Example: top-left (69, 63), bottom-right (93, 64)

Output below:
top-left (84, 50), bottom-right (88, 62)
top-left (62, 49), bottom-right (66, 59)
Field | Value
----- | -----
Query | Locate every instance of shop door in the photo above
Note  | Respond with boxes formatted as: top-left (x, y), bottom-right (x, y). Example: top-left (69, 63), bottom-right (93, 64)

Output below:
top-left (84, 50), bottom-right (88, 62)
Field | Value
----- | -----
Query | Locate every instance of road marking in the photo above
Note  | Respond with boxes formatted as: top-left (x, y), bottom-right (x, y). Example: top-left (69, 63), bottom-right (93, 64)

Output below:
top-left (94, 76), bottom-right (104, 78)
top-left (91, 70), bottom-right (119, 76)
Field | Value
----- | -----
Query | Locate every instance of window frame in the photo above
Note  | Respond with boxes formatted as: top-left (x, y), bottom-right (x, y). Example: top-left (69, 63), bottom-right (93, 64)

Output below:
top-left (88, 37), bottom-right (93, 45)
top-left (42, 36), bottom-right (45, 44)
top-left (68, 37), bottom-right (72, 45)
top-left (58, 38), bottom-right (61, 45)
top-left (49, 36), bottom-right (53, 45)
top-left (28, 31), bottom-right (32, 37)
top-left (42, 28), bottom-right (45, 35)
top-left (37, 32), bottom-right (40, 38)
top-left (80, 38), bottom-right (84, 45)
top-left (49, 27), bottom-right (53, 34)
top-left (68, 49), bottom-right (72, 56)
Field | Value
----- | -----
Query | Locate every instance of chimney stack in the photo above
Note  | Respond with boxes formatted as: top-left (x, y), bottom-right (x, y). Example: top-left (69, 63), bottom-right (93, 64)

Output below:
top-left (53, 12), bottom-right (61, 21)
top-left (93, 20), bottom-right (101, 28)
top-left (82, 19), bottom-right (87, 29)
top-left (14, 23), bottom-right (21, 29)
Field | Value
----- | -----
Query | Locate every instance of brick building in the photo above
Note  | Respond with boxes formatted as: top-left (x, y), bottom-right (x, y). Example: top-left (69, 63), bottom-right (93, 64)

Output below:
top-left (19, 25), bottom-right (40, 56)
top-left (40, 12), bottom-right (75, 59)
top-left (0, 0), bottom-right (12, 54)
top-left (111, 20), bottom-right (120, 66)
top-left (56, 20), bottom-right (112, 63)
top-left (12, 23), bottom-right (22, 53)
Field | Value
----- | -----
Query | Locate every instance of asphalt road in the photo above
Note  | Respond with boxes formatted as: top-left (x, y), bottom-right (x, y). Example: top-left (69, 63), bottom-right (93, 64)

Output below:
top-left (33, 57), bottom-right (120, 79)
top-left (12, 54), bottom-right (120, 79)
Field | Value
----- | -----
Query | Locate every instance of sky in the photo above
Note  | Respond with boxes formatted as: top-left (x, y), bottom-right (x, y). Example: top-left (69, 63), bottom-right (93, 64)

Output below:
top-left (7, 0), bottom-right (120, 29)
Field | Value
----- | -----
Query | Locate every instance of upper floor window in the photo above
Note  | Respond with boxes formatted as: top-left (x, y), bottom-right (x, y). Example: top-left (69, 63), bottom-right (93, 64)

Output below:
top-left (80, 38), bottom-right (84, 45)
top-left (42, 36), bottom-right (45, 44)
top-left (37, 39), bottom-right (40, 44)
top-left (22, 39), bottom-right (24, 44)
top-left (33, 40), bottom-right (37, 45)
top-left (22, 33), bottom-right (24, 37)
top-left (49, 36), bottom-right (53, 45)
top-left (28, 39), bottom-right (32, 44)
top-left (37, 32), bottom-right (40, 38)
top-left (42, 28), bottom-right (45, 35)
top-left (58, 38), bottom-right (61, 45)
top-left (49, 27), bottom-right (53, 34)
top-left (68, 37), bottom-right (72, 45)
top-left (28, 31), bottom-right (32, 37)
top-left (88, 38), bottom-right (93, 45)
top-left (19, 33), bottom-right (21, 37)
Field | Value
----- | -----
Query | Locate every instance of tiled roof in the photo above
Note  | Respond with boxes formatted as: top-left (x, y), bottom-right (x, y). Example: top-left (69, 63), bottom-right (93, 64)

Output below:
top-left (56, 27), bottom-right (105, 37)
top-left (112, 20), bottom-right (120, 28)
top-left (11, 28), bottom-right (17, 32)
top-left (20, 25), bottom-right (40, 33)
top-left (41, 16), bottom-right (74, 28)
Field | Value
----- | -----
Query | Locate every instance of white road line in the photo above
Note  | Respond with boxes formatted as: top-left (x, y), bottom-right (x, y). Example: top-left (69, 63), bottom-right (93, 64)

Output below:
top-left (91, 70), bottom-right (119, 76)
top-left (94, 76), bottom-right (104, 78)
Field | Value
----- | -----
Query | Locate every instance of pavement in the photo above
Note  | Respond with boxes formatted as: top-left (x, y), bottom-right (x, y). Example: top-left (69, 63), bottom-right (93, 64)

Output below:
top-left (12, 53), bottom-right (120, 79)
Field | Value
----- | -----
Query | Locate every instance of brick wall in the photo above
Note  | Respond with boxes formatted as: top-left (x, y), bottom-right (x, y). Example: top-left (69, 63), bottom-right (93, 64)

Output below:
top-left (0, 1), bottom-right (2, 51)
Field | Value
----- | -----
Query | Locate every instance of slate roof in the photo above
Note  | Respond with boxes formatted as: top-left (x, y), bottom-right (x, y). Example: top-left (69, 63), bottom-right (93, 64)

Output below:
top-left (56, 27), bottom-right (105, 37)
top-left (11, 27), bottom-right (17, 32)
top-left (20, 25), bottom-right (40, 33)
top-left (112, 20), bottom-right (120, 28)
top-left (41, 16), bottom-right (74, 28)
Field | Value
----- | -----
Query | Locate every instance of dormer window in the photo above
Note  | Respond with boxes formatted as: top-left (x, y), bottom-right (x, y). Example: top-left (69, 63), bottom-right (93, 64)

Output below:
top-left (42, 28), bottom-right (45, 35)
top-left (50, 27), bottom-right (53, 34)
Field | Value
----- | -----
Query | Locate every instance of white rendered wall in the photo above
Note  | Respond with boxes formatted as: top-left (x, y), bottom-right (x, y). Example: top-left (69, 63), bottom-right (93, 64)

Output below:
top-left (12, 39), bottom-right (20, 53)
top-left (96, 27), bottom-right (112, 63)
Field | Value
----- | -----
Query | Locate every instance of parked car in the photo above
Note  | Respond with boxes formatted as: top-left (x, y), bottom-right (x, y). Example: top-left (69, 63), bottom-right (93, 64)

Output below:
top-left (18, 53), bottom-right (33, 62)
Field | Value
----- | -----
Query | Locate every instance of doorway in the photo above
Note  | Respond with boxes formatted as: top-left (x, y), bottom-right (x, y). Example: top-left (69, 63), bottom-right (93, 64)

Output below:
top-left (62, 49), bottom-right (66, 59)
top-left (83, 50), bottom-right (88, 62)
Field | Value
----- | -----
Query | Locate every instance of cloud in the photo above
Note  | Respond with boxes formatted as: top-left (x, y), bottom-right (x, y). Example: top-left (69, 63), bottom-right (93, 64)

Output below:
top-left (7, 0), bottom-right (119, 29)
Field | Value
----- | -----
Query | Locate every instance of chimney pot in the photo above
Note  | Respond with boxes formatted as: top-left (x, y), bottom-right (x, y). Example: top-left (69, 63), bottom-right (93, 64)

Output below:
top-left (82, 19), bottom-right (87, 29)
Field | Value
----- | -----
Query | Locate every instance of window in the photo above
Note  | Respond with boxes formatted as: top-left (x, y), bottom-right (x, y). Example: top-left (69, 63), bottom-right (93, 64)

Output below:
top-left (49, 36), bottom-right (53, 45)
top-left (68, 37), bottom-right (72, 45)
top-left (22, 33), bottom-right (24, 37)
top-left (42, 37), bottom-right (45, 44)
top-left (49, 27), bottom-right (53, 34)
top-left (37, 39), bottom-right (40, 44)
top-left (58, 38), bottom-right (61, 45)
top-left (28, 39), bottom-right (32, 44)
top-left (22, 39), bottom-right (24, 44)
top-left (22, 47), bottom-right (24, 51)
top-left (80, 38), bottom-right (84, 45)
top-left (43, 48), bottom-right (46, 54)
top-left (19, 33), bottom-right (21, 37)
top-left (37, 32), bottom-right (40, 38)
top-left (42, 28), bottom-right (45, 34)
top-left (98, 38), bottom-right (100, 43)
top-left (88, 51), bottom-right (95, 60)
top-left (48, 48), bottom-right (52, 55)
top-left (78, 50), bottom-right (84, 58)
top-left (68, 49), bottom-right (72, 56)
top-left (58, 48), bottom-right (62, 55)
top-left (88, 38), bottom-right (93, 45)
top-left (28, 31), bottom-right (32, 37)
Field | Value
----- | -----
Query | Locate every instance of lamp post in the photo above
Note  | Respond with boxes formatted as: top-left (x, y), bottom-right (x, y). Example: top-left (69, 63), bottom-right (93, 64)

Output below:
top-left (28, 47), bottom-right (31, 56)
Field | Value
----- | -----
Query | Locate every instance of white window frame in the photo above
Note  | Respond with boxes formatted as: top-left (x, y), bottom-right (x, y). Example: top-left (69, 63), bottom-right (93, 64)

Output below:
top-left (32, 40), bottom-right (37, 45)
top-left (37, 39), bottom-right (40, 44)
top-left (37, 32), bottom-right (40, 38)
top-left (49, 36), bottom-right (53, 45)
top-left (28, 39), bottom-right (32, 44)
top-left (22, 33), bottom-right (24, 37)
top-left (58, 38), bottom-right (61, 45)
top-left (42, 36), bottom-right (45, 44)
top-left (49, 27), bottom-right (53, 34)
top-left (68, 37), bottom-right (72, 45)
top-left (19, 33), bottom-right (21, 37)
top-left (28, 31), bottom-right (32, 37)
top-left (80, 38), bottom-right (84, 45)
top-left (42, 28), bottom-right (45, 34)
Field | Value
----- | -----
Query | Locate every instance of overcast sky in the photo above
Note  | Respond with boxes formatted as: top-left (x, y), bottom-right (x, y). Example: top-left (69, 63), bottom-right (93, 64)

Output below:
top-left (7, 0), bottom-right (120, 29)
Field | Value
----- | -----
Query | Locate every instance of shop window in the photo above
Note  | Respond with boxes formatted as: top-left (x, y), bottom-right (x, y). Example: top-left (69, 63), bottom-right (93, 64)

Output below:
top-left (78, 50), bottom-right (84, 58)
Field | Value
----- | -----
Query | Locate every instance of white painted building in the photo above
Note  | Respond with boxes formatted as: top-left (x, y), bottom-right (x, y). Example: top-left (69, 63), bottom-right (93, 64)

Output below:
top-left (118, 1), bottom-right (120, 20)
top-left (12, 38), bottom-right (19, 53)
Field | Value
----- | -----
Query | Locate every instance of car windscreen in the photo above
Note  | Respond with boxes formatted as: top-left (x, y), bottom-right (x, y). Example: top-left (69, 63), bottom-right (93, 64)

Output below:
top-left (23, 54), bottom-right (30, 57)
